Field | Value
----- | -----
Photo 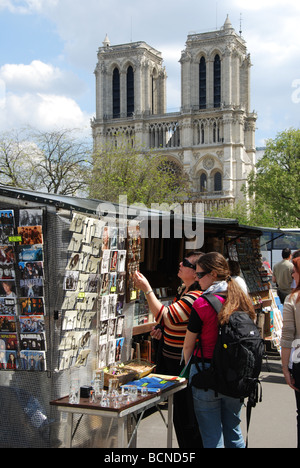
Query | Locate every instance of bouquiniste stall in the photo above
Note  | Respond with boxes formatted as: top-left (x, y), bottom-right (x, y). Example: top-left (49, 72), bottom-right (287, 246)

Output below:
top-left (0, 186), bottom-right (277, 448)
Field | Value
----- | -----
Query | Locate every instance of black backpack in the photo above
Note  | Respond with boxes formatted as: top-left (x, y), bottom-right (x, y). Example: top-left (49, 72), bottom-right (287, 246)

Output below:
top-left (191, 293), bottom-right (264, 446)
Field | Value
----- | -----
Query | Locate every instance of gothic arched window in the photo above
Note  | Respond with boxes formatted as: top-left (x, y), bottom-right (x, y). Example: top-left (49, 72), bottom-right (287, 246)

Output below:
top-left (200, 173), bottom-right (207, 192)
top-left (214, 55), bottom-right (221, 108)
top-left (127, 66), bottom-right (134, 117)
top-left (113, 68), bottom-right (120, 119)
top-left (214, 171), bottom-right (222, 192)
top-left (199, 57), bottom-right (206, 109)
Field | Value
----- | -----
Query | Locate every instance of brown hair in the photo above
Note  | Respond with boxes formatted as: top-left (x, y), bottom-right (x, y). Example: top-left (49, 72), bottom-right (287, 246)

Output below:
top-left (197, 252), bottom-right (255, 325)
top-left (292, 257), bottom-right (300, 303)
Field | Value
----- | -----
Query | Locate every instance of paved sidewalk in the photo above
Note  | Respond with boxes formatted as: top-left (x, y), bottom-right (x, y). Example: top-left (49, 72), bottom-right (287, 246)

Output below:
top-left (137, 358), bottom-right (297, 449)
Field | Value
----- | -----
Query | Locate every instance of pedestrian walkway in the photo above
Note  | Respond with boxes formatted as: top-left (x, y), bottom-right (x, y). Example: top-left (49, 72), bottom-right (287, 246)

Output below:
top-left (137, 358), bottom-right (297, 449)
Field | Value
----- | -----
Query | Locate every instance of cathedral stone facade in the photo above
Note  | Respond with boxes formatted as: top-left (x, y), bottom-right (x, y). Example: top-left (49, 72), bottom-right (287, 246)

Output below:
top-left (91, 16), bottom-right (257, 212)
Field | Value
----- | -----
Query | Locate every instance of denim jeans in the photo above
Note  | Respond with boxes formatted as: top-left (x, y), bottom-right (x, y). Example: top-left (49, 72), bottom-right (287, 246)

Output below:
top-left (189, 363), bottom-right (245, 448)
top-left (293, 363), bottom-right (300, 448)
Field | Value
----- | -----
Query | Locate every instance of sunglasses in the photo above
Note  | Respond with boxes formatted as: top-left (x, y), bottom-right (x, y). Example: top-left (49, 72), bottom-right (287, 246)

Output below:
top-left (182, 258), bottom-right (196, 270)
top-left (196, 271), bottom-right (211, 279)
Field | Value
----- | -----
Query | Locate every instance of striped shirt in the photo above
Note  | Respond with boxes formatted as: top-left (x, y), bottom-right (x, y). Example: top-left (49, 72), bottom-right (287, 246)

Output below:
top-left (156, 290), bottom-right (203, 360)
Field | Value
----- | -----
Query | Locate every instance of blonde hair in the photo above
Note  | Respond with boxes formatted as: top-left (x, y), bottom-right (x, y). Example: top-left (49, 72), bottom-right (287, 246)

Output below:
top-left (197, 252), bottom-right (255, 325)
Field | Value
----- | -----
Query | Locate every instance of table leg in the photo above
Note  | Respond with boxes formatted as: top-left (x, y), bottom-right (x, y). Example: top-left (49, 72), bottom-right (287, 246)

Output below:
top-left (117, 416), bottom-right (126, 448)
top-left (167, 394), bottom-right (174, 448)
top-left (65, 413), bottom-right (73, 448)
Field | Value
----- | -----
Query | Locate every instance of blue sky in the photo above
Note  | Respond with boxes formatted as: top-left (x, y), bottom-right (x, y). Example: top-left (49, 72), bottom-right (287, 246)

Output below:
top-left (1, 0), bottom-right (300, 146)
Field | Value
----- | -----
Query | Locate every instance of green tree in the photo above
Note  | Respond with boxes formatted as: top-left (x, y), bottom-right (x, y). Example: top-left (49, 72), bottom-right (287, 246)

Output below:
top-left (0, 128), bottom-right (91, 196)
top-left (206, 199), bottom-right (281, 228)
top-left (90, 137), bottom-right (190, 206)
top-left (246, 128), bottom-right (300, 227)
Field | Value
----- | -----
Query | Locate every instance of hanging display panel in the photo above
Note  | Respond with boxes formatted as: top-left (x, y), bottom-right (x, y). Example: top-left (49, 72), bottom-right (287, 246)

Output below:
top-left (0, 208), bottom-right (47, 372)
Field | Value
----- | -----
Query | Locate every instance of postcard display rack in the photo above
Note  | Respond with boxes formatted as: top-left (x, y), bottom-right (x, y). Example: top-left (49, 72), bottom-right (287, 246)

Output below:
top-left (0, 208), bottom-right (46, 371)
top-left (227, 236), bottom-right (281, 344)
top-left (0, 199), bottom-right (141, 448)
top-left (59, 214), bottom-right (141, 372)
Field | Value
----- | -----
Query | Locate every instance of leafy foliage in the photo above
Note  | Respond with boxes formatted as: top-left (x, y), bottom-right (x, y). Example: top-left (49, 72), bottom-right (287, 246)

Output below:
top-left (247, 128), bottom-right (300, 227)
top-left (90, 137), bottom-right (190, 206)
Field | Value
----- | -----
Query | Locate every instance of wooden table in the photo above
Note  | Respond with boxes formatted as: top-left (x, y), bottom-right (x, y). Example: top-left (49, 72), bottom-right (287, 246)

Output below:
top-left (50, 379), bottom-right (187, 448)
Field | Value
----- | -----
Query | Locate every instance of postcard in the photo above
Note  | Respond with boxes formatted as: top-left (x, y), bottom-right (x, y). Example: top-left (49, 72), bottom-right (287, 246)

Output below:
top-left (98, 343), bottom-right (107, 368)
top-left (115, 337), bottom-right (124, 362)
top-left (63, 271), bottom-right (79, 291)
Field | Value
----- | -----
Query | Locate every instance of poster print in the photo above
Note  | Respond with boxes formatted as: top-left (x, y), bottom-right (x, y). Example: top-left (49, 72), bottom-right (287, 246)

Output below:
top-left (0, 263), bottom-right (15, 280)
top-left (19, 350), bottom-right (46, 371)
top-left (0, 280), bottom-right (17, 298)
top-left (18, 261), bottom-right (43, 280)
top-left (0, 333), bottom-right (18, 351)
top-left (0, 315), bottom-right (16, 333)
top-left (17, 226), bottom-right (43, 245)
top-left (0, 297), bottom-right (17, 316)
top-left (0, 245), bottom-right (15, 265)
top-left (0, 211), bottom-right (14, 245)
top-left (19, 315), bottom-right (45, 334)
top-left (20, 332), bottom-right (46, 351)
top-left (0, 350), bottom-right (18, 370)
top-left (19, 209), bottom-right (43, 227)
top-left (0, 210), bottom-right (14, 227)
top-left (19, 298), bottom-right (45, 316)
top-left (18, 245), bottom-right (43, 262)
top-left (20, 277), bottom-right (43, 298)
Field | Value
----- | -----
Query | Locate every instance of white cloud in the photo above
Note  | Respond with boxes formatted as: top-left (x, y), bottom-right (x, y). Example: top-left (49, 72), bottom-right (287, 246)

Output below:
top-left (0, 0), bottom-right (58, 14)
top-left (0, 60), bottom-right (85, 96)
top-left (1, 0), bottom-right (300, 142)
top-left (0, 59), bottom-right (91, 133)
top-left (0, 92), bottom-right (92, 133)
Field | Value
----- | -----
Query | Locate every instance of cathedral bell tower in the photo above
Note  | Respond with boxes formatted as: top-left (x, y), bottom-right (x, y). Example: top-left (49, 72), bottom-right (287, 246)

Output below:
top-left (92, 36), bottom-right (167, 148)
top-left (91, 17), bottom-right (257, 212)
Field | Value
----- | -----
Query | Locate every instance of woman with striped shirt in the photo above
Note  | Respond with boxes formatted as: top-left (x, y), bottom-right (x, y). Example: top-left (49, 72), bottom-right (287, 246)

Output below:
top-left (133, 251), bottom-right (203, 448)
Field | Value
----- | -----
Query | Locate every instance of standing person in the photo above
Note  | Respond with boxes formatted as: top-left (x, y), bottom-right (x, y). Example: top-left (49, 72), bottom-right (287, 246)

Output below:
top-left (281, 256), bottom-right (300, 448)
top-left (183, 252), bottom-right (256, 448)
top-left (272, 248), bottom-right (294, 304)
top-left (133, 251), bottom-right (203, 449)
top-left (228, 260), bottom-right (248, 294)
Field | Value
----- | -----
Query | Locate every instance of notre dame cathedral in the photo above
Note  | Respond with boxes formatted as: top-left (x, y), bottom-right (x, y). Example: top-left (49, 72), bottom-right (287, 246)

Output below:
top-left (91, 16), bottom-right (257, 212)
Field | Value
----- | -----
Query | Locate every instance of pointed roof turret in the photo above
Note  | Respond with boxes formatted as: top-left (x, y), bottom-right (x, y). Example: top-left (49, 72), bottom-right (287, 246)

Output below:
top-left (103, 34), bottom-right (110, 48)
top-left (223, 15), bottom-right (233, 30)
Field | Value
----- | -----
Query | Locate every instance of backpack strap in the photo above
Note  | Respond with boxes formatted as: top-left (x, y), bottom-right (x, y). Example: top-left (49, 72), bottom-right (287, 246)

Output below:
top-left (201, 292), bottom-right (224, 314)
